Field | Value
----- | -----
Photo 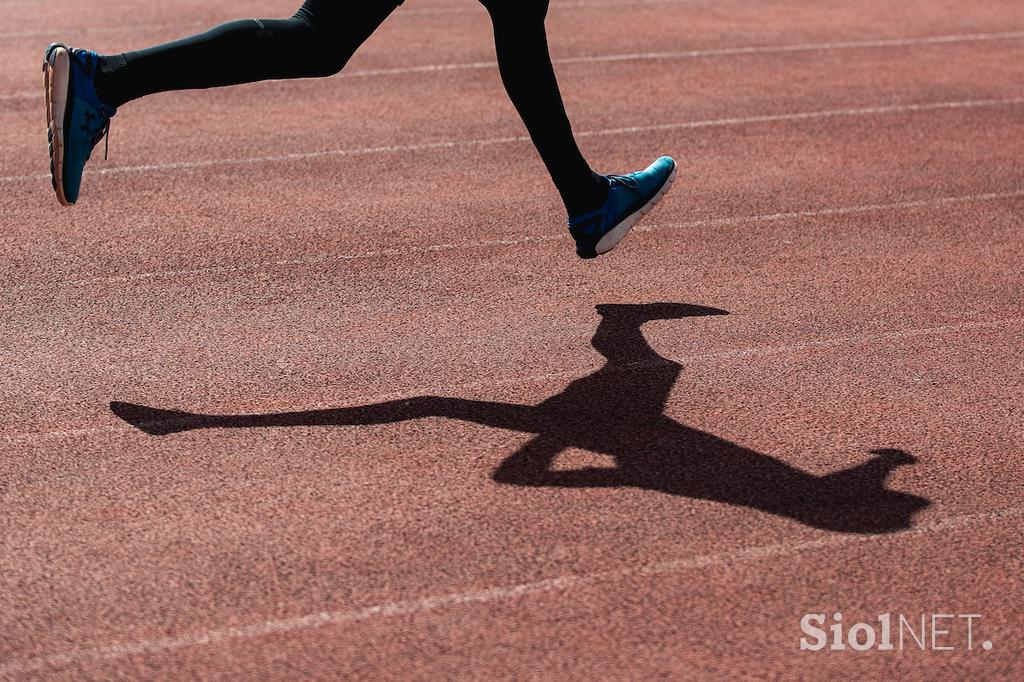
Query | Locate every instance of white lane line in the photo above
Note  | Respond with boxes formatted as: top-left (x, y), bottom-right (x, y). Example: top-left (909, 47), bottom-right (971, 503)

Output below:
top-left (7, 188), bottom-right (1024, 293)
top-left (3, 29), bottom-right (1023, 101)
top-left (0, 21), bottom-right (204, 40)
top-left (3, 314), bottom-right (1023, 446)
top-left (118, 314), bottom-right (1024, 423)
top-left (2, 96), bottom-right (1022, 184)
top-left (555, 29), bottom-right (1024, 64)
top-left (642, 188), bottom-right (1024, 228)
top-left (1, 505), bottom-right (1020, 675)
top-left (324, 30), bottom-right (1024, 79)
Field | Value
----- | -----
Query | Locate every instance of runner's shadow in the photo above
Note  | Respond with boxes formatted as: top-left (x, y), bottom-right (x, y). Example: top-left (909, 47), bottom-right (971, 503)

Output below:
top-left (110, 303), bottom-right (929, 533)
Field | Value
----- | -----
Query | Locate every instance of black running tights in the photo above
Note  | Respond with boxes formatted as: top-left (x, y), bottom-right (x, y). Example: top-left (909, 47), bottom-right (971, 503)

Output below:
top-left (95, 0), bottom-right (606, 216)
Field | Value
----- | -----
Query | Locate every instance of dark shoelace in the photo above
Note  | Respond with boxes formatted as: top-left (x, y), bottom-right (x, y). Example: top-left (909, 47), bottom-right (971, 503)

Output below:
top-left (84, 118), bottom-right (111, 161)
top-left (607, 174), bottom-right (639, 191)
top-left (101, 120), bottom-right (110, 160)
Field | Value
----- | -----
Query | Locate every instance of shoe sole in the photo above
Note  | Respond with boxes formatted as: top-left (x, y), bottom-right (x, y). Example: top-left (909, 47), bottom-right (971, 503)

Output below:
top-left (594, 161), bottom-right (678, 256)
top-left (43, 44), bottom-right (72, 206)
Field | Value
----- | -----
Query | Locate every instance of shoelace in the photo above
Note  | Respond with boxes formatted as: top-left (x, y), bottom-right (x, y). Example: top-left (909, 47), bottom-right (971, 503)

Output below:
top-left (83, 117), bottom-right (111, 160)
top-left (100, 120), bottom-right (110, 161)
top-left (607, 174), bottom-right (640, 192)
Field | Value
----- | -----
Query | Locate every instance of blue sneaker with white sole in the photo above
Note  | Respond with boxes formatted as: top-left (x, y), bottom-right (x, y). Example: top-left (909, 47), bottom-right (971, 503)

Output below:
top-left (568, 156), bottom-right (677, 259)
top-left (43, 43), bottom-right (116, 205)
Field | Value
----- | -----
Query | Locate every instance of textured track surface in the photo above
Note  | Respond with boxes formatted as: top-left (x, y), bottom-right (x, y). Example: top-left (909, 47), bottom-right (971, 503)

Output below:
top-left (2, 0), bottom-right (1023, 679)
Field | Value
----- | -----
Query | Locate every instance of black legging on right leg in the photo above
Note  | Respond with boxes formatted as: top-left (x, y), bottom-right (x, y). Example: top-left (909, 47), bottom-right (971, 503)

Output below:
top-left (481, 0), bottom-right (607, 216)
top-left (94, 0), bottom-right (606, 217)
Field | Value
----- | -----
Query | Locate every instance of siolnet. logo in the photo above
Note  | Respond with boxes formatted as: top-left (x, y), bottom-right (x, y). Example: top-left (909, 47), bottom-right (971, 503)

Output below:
top-left (799, 612), bottom-right (994, 652)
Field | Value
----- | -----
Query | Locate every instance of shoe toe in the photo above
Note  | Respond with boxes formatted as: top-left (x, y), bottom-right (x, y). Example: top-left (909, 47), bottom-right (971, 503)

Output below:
top-left (647, 155), bottom-right (676, 180)
top-left (633, 156), bottom-right (675, 195)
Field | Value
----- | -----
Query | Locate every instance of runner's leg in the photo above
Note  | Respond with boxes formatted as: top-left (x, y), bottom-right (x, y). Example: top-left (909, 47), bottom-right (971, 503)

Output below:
top-left (94, 0), bottom-right (403, 108)
top-left (480, 0), bottom-right (609, 217)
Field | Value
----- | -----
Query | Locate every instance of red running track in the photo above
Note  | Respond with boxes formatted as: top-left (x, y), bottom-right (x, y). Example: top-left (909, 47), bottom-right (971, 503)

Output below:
top-left (1, 0), bottom-right (1023, 678)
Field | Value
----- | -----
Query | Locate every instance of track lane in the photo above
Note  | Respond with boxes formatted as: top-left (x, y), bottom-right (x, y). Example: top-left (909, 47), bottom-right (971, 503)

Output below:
top-left (2, 323), bottom-right (1022, 676)
top-left (2, 96), bottom-right (1022, 289)
top-left (3, 508), bottom-right (1021, 678)
top-left (3, 192), bottom-right (1022, 673)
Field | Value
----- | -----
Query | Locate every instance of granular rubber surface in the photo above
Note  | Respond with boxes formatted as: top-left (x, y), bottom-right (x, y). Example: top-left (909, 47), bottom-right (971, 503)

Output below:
top-left (1, 0), bottom-right (1022, 678)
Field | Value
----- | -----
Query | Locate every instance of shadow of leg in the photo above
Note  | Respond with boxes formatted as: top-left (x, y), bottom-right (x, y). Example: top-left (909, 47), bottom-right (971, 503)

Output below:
top-left (111, 397), bottom-right (540, 436)
top-left (797, 448), bottom-right (930, 533)
top-left (493, 435), bottom-right (622, 487)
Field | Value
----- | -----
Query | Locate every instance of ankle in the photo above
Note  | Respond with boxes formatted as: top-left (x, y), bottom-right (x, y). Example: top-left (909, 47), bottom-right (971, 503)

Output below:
top-left (564, 173), bottom-right (609, 218)
top-left (94, 54), bottom-right (127, 109)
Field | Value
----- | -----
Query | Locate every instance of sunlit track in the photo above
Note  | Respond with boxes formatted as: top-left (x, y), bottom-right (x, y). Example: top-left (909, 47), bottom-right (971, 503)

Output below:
top-left (4, 0), bottom-right (1024, 677)
top-left (2, 96), bottom-right (1021, 183)
top-left (2, 505), bottom-right (1020, 677)
top-left (3, 29), bottom-right (1023, 102)
top-left (4, 188), bottom-right (1022, 293)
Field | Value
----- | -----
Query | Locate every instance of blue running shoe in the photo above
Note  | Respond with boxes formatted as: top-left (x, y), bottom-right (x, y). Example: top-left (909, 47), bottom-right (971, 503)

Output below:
top-left (568, 156), bottom-right (677, 259)
top-left (43, 44), bottom-right (116, 205)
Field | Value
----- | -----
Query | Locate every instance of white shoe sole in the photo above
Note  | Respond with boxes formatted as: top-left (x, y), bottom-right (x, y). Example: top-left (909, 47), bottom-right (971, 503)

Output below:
top-left (594, 161), bottom-right (678, 256)
top-left (44, 45), bottom-right (72, 206)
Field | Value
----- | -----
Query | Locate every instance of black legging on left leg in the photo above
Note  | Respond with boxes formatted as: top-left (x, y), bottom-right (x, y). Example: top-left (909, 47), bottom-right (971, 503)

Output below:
top-left (95, 0), bottom-right (402, 106)
top-left (93, 0), bottom-right (606, 217)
